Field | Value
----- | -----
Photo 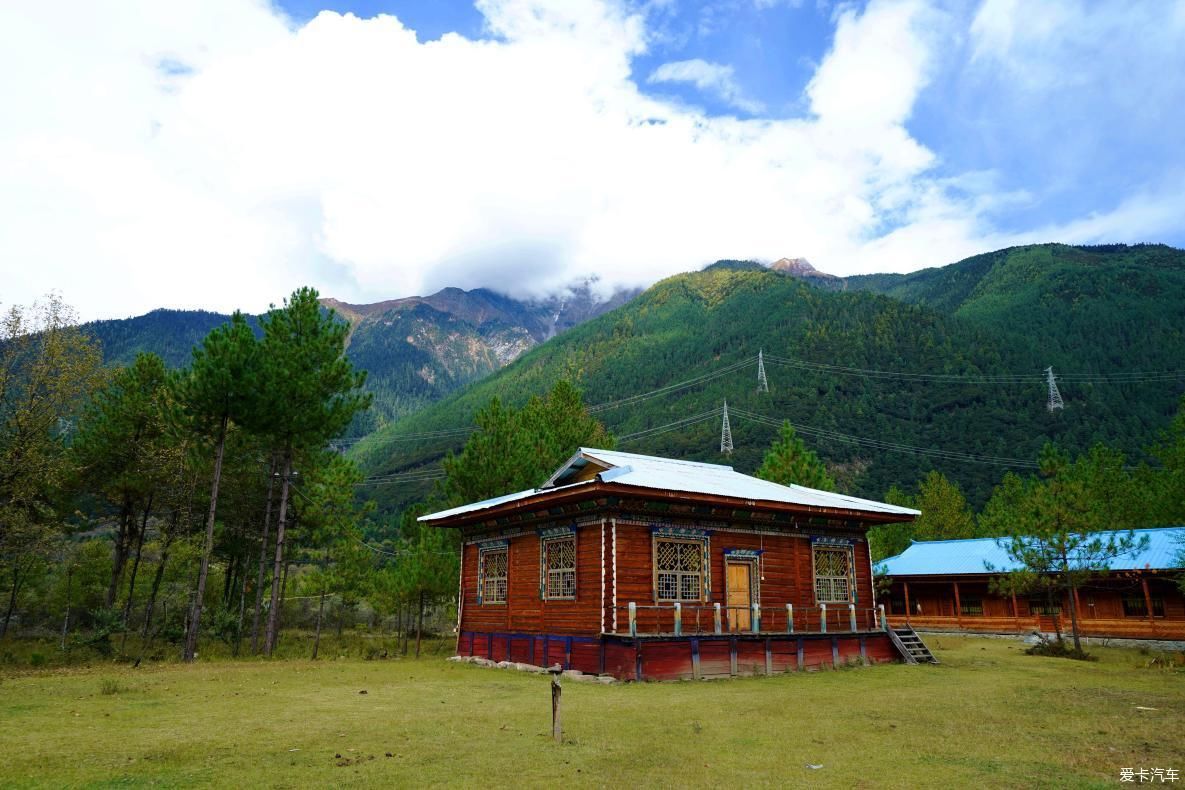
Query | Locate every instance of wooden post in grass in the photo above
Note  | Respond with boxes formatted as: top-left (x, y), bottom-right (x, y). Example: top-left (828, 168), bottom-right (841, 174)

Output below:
top-left (549, 665), bottom-right (563, 743)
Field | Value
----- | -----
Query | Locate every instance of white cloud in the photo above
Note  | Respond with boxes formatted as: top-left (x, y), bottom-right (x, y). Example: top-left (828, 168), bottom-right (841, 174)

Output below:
top-left (0, 0), bottom-right (1181, 321)
top-left (647, 58), bottom-right (764, 113)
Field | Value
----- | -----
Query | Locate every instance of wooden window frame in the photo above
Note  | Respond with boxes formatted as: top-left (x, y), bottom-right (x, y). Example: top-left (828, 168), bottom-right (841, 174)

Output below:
top-left (541, 534), bottom-right (577, 601)
top-left (653, 537), bottom-right (708, 603)
top-left (959, 598), bottom-right (984, 616)
top-left (1028, 599), bottom-right (1061, 616)
top-left (812, 545), bottom-right (855, 604)
top-left (477, 546), bottom-right (508, 605)
top-left (1122, 595), bottom-right (1165, 618)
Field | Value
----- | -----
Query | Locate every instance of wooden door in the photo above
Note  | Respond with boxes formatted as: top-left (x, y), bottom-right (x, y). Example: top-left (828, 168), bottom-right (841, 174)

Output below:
top-left (726, 562), bottom-right (752, 632)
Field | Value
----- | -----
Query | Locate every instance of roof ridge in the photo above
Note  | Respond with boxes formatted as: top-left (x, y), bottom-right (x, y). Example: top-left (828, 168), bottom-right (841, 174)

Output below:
top-left (580, 447), bottom-right (734, 471)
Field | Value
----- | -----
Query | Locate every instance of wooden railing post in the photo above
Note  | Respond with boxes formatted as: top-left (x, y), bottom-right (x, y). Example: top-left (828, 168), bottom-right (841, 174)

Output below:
top-left (820, 603), bottom-right (827, 634)
top-left (713, 602), bottom-right (722, 635)
top-left (786, 603), bottom-right (794, 634)
top-left (628, 602), bottom-right (637, 637)
top-left (673, 602), bottom-right (682, 636)
top-left (752, 603), bottom-right (761, 633)
top-left (849, 603), bottom-right (857, 632)
top-left (878, 604), bottom-right (887, 631)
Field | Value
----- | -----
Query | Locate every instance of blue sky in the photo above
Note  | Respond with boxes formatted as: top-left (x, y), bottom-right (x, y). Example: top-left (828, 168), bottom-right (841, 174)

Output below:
top-left (2, 0), bottom-right (1183, 318)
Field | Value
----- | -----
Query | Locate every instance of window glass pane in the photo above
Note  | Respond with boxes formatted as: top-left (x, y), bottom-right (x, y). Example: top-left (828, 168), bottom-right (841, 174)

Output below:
top-left (655, 539), bottom-right (704, 601)
top-left (813, 547), bottom-right (852, 603)
top-left (543, 537), bottom-right (576, 599)
top-left (480, 549), bottom-right (508, 603)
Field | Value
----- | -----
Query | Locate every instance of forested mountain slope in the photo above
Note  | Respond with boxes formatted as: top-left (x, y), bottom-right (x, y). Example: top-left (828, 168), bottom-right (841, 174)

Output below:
top-left (80, 283), bottom-right (633, 434)
top-left (353, 245), bottom-right (1185, 515)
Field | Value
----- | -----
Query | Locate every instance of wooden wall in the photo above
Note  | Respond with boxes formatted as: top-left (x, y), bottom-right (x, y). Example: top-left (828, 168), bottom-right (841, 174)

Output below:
top-left (459, 517), bottom-right (878, 638)
top-left (886, 575), bottom-right (1185, 640)
top-left (617, 522), bottom-right (876, 634)
top-left (459, 524), bottom-right (606, 637)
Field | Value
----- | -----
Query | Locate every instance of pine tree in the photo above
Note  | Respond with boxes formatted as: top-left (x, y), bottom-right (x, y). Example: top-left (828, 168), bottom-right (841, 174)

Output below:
top-left (440, 380), bottom-right (612, 505)
top-left (988, 443), bottom-right (1148, 655)
top-left (172, 313), bottom-right (259, 661)
top-left (256, 288), bottom-right (370, 656)
top-left (754, 421), bottom-right (836, 491)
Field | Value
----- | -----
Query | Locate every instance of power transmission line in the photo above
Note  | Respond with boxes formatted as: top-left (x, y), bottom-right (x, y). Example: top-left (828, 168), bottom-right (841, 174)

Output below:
top-left (728, 405), bottom-right (1041, 469)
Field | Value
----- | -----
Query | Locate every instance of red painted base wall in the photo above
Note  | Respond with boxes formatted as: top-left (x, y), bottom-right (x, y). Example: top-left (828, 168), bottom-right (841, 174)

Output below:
top-left (457, 631), bottom-right (898, 680)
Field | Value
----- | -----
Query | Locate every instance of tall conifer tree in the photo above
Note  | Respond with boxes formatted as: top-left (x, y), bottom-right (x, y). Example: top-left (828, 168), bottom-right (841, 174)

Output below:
top-left (173, 313), bottom-right (259, 662)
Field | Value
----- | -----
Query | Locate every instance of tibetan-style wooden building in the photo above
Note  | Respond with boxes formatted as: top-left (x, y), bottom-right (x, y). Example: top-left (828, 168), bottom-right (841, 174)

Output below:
top-left (879, 529), bottom-right (1185, 642)
top-left (420, 448), bottom-right (919, 680)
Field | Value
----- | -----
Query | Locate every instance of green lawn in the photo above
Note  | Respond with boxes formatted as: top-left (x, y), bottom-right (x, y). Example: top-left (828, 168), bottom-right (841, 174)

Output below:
top-left (0, 636), bottom-right (1181, 788)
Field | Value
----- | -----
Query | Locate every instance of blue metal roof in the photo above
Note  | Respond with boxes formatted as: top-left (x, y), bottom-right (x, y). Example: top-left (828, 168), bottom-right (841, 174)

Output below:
top-left (878, 527), bottom-right (1185, 577)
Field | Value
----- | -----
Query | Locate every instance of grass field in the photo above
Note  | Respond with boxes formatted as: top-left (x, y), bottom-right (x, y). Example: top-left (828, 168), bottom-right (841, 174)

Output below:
top-left (0, 636), bottom-right (1182, 788)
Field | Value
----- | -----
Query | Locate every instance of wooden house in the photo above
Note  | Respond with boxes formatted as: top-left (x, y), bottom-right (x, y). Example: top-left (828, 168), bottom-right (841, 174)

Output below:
top-left (419, 448), bottom-right (919, 680)
top-left (878, 529), bottom-right (1185, 642)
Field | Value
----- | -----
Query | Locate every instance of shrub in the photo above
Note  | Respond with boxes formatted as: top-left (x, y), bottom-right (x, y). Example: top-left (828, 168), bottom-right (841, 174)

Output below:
top-left (99, 678), bottom-right (127, 695)
top-left (1025, 637), bottom-right (1097, 661)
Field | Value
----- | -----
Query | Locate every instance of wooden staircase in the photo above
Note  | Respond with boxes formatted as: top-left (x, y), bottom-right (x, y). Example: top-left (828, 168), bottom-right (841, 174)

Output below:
top-left (889, 626), bottom-right (939, 664)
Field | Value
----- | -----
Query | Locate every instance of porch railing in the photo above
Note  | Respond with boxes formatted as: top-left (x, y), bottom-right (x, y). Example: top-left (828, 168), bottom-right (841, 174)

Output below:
top-left (615, 601), bottom-right (889, 637)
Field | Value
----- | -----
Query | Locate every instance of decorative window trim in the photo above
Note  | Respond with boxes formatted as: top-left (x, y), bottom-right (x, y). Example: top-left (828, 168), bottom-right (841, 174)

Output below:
top-left (477, 544), bottom-right (508, 605)
top-left (653, 535), bottom-right (710, 602)
top-left (540, 533), bottom-right (577, 601)
top-left (812, 544), bottom-right (854, 604)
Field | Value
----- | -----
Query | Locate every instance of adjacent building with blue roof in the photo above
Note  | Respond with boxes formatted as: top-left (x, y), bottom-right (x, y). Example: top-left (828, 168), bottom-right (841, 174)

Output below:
top-left (877, 527), bottom-right (1185, 642)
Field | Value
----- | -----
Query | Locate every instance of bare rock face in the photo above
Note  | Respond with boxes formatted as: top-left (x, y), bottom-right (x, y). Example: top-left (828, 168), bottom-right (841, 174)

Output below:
top-left (768, 257), bottom-right (838, 280)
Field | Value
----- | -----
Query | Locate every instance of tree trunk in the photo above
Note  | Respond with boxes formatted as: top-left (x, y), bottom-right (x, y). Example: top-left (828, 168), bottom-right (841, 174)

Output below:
top-left (222, 550), bottom-right (236, 610)
top-left (264, 453), bottom-right (292, 657)
top-left (250, 457), bottom-right (278, 654)
top-left (105, 496), bottom-right (134, 608)
top-left (141, 534), bottom-right (172, 639)
top-left (183, 414), bottom-right (229, 662)
top-left (60, 564), bottom-right (73, 650)
top-left (1063, 552), bottom-right (1082, 653)
top-left (233, 549), bottom-right (251, 657)
top-left (415, 590), bottom-right (425, 659)
top-left (122, 495), bottom-right (152, 625)
top-left (401, 606), bottom-right (409, 656)
top-left (2, 565), bottom-right (23, 639)
top-left (119, 495), bottom-right (153, 654)
top-left (312, 550), bottom-right (329, 660)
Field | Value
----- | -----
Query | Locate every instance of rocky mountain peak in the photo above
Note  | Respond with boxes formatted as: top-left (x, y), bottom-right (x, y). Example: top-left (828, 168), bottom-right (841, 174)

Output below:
top-left (768, 257), bottom-right (837, 280)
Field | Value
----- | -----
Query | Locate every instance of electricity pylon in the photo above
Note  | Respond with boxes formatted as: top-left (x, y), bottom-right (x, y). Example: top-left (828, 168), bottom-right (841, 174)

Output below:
top-left (1046, 366), bottom-right (1064, 412)
top-left (721, 400), bottom-right (734, 455)
top-left (757, 349), bottom-right (769, 393)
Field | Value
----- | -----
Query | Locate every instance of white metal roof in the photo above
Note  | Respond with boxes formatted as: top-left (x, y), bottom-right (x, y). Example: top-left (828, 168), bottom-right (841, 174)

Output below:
top-left (419, 447), bottom-right (919, 523)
